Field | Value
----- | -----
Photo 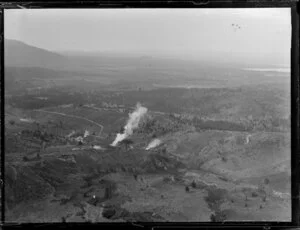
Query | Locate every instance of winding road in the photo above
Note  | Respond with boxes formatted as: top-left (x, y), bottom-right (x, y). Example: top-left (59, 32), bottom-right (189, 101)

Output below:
top-left (34, 109), bottom-right (105, 138)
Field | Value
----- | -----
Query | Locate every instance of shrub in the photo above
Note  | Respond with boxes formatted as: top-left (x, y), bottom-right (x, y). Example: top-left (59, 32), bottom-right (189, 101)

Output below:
top-left (9, 120), bottom-right (15, 125)
top-left (210, 213), bottom-right (216, 222)
top-left (210, 211), bottom-right (227, 222)
top-left (251, 192), bottom-right (258, 197)
top-left (23, 156), bottom-right (29, 161)
top-left (205, 188), bottom-right (226, 209)
top-left (221, 156), bottom-right (227, 162)
top-left (161, 147), bottom-right (167, 154)
top-left (102, 208), bottom-right (116, 219)
top-left (264, 178), bottom-right (270, 185)
top-left (191, 180), bottom-right (197, 189)
top-left (185, 186), bottom-right (190, 192)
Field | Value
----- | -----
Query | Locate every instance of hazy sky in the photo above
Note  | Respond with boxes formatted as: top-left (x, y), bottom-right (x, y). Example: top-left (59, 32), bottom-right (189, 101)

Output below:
top-left (5, 8), bottom-right (291, 65)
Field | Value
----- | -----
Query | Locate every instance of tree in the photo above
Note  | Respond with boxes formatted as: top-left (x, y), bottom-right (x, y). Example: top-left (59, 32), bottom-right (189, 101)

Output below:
top-left (251, 192), bottom-right (258, 197)
top-left (210, 211), bottom-right (227, 222)
top-left (210, 213), bottom-right (216, 222)
top-left (191, 180), bottom-right (197, 189)
top-left (205, 189), bottom-right (226, 210)
top-left (105, 185), bottom-right (113, 199)
top-left (264, 178), bottom-right (270, 185)
top-left (120, 139), bottom-right (134, 151)
top-left (185, 186), bottom-right (190, 192)
top-left (119, 126), bottom-right (125, 133)
top-left (221, 156), bottom-right (227, 162)
top-left (9, 120), bottom-right (15, 126)
top-left (37, 141), bottom-right (46, 159)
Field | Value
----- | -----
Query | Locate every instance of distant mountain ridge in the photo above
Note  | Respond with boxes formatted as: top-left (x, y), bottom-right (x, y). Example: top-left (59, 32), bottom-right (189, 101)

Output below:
top-left (5, 39), bottom-right (71, 69)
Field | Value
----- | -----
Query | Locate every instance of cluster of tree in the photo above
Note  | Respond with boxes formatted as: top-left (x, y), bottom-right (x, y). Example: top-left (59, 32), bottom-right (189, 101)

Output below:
top-left (169, 114), bottom-right (248, 132)
top-left (119, 139), bottom-right (134, 151)
top-left (169, 112), bottom-right (289, 133)
top-left (210, 210), bottom-right (227, 222)
top-left (138, 115), bottom-right (186, 136)
top-left (243, 116), bottom-right (290, 132)
top-left (8, 90), bottom-right (87, 110)
top-left (204, 188), bottom-right (227, 211)
top-left (21, 129), bottom-right (53, 142)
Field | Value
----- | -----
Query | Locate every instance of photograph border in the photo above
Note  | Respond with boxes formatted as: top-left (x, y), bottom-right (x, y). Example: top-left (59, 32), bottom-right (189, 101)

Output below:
top-left (0, 1), bottom-right (299, 229)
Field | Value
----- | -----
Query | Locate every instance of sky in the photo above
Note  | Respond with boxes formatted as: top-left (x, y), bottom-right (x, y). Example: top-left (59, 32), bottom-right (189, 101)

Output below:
top-left (5, 8), bottom-right (291, 66)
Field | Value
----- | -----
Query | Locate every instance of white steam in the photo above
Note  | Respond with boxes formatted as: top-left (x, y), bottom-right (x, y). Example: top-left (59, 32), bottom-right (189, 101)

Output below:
top-left (111, 103), bottom-right (148, 146)
top-left (67, 130), bottom-right (75, 138)
top-left (92, 145), bottom-right (105, 150)
top-left (84, 130), bottom-right (90, 138)
top-left (145, 138), bottom-right (162, 150)
top-left (245, 134), bottom-right (251, 144)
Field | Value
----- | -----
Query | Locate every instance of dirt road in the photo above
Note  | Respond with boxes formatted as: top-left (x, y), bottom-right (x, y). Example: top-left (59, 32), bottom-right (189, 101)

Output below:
top-left (34, 109), bottom-right (105, 138)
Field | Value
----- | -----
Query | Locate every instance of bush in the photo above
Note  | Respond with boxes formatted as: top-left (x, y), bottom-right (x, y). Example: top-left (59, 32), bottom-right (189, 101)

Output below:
top-left (185, 186), bottom-right (190, 192)
top-left (161, 147), bottom-right (167, 154)
top-left (251, 192), bottom-right (258, 197)
top-left (102, 208), bottom-right (116, 219)
top-left (221, 156), bottom-right (227, 162)
top-left (23, 156), bottom-right (29, 161)
top-left (205, 188), bottom-right (226, 209)
top-left (210, 213), bottom-right (216, 222)
top-left (9, 120), bottom-right (15, 125)
top-left (191, 180), bottom-right (197, 188)
top-left (264, 178), bottom-right (270, 185)
top-left (210, 211), bottom-right (227, 222)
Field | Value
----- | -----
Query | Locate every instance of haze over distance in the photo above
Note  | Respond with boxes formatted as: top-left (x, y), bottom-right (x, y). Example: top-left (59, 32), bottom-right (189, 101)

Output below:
top-left (5, 8), bottom-right (291, 68)
top-left (4, 8), bottom-right (291, 223)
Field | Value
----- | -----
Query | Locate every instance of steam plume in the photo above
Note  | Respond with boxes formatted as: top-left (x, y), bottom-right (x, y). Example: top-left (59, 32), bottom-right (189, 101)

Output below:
top-left (111, 103), bottom-right (147, 146)
top-left (84, 130), bottom-right (90, 138)
top-left (145, 138), bottom-right (162, 150)
top-left (245, 134), bottom-right (251, 144)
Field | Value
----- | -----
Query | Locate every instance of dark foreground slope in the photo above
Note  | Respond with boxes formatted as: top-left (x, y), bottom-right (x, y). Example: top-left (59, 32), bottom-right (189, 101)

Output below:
top-left (5, 111), bottom-right (291, 222)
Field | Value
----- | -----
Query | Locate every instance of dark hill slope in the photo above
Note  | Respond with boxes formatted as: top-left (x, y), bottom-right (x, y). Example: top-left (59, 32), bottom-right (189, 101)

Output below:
top-left (5, 39), bottom-right (71, 69)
